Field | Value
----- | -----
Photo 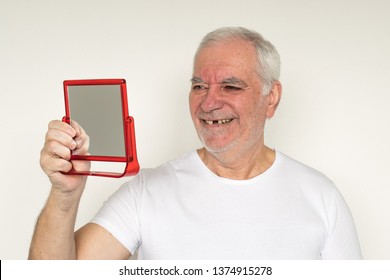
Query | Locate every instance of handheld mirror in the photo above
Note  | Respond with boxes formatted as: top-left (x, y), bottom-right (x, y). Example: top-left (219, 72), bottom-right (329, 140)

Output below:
top-left (63, 79), bottom-right (140, 178)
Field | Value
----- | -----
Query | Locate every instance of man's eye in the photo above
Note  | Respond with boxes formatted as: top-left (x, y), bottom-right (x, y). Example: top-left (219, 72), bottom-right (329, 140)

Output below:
top-left (192, 85), bottom-right (206, 91)
top-left (223, 85), bottom-right (242, 91)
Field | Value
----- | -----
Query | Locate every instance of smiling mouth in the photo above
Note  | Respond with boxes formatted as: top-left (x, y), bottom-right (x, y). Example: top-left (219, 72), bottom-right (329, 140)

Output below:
top-left (203, 118), bottom-right (233, 125)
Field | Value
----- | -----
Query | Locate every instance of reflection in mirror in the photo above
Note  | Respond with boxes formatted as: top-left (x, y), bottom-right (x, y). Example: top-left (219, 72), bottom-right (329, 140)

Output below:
top-left (68, 85), bottom-right (125, 157)
top-left (63, 79), bottom-right (140, 178)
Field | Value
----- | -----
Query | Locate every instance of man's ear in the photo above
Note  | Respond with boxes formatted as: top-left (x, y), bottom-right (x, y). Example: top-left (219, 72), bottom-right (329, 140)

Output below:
top-left (266, 81), bottom-right (282, 118)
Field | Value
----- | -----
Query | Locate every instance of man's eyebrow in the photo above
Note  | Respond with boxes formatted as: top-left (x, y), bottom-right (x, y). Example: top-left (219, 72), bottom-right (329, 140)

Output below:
top-left (190, 77), bottom-right (204, 83)
top-left (221, 77), bottom-right (248, 87)
top-left (191, 76), bottom-right (248, 86)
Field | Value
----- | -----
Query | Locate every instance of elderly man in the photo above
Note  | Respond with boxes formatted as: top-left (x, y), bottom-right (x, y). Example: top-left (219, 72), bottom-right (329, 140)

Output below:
top-left (29, 27), bottom-right (362, 259)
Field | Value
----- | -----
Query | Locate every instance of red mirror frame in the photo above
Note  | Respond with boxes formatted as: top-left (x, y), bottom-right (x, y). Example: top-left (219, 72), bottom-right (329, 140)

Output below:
top-left (63, 79), bottom-right (140, 178)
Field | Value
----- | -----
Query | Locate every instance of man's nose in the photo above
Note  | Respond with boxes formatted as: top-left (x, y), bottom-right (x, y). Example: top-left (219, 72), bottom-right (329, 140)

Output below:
top-left (200, 85), bottom-right (224, 112)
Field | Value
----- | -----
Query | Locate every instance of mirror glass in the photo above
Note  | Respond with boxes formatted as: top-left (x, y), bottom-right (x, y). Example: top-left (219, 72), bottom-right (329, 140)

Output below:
top-left (68, 85), bottom-right (125, 157)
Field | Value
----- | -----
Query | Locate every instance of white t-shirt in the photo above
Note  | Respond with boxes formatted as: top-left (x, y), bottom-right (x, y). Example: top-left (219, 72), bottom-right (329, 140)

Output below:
top-left (91, 150), bottom-right (362, 259)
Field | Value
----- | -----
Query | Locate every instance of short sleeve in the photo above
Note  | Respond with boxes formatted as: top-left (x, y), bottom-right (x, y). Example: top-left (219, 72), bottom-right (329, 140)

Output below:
top-left (321, 188), bottom-right (363, 259)
top-left (90, 175), bottom-right (143, 255)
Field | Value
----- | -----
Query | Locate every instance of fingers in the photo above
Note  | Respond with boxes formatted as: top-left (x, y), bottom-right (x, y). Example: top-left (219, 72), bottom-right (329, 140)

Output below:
top-left (40, 144), bottom-right (73, 177)
top-left (70, 120), bottom-right (90, 155)
top-left (49, 119), bottom-right (77, 137)
top-left (45, 120), bottom-right (90, 155)
top-left (46, 120), bottom-right (77, 151)
top-left (41, 120), bottom-right (90, 176)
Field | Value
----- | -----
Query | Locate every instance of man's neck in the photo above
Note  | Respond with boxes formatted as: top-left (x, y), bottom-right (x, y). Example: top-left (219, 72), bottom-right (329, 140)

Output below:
top-left (197, 145), bottom-right (275, 180)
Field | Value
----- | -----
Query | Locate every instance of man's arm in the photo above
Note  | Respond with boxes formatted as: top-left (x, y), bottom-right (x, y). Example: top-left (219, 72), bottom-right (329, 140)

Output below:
top-left (75, 223), bottom-right (131, 259)
top-left (29, 187), bottom-right (82, 259)
top-left (29, 120), bottom-right (130, 260)
top-left (29, 198), bottom-right (131, 260)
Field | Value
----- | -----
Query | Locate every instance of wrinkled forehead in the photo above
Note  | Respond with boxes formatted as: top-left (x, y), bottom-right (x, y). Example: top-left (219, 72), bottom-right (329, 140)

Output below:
top-left (195, 39), bottom-right (257, 65)
top-left (193, 39), bottom-right (260, 83)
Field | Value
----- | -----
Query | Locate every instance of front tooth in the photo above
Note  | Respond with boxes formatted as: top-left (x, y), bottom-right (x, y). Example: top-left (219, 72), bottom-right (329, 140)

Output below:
top-left (218, 120), bottom-right (223, 124)
top-left (205, 120), bottom-right (213, 125)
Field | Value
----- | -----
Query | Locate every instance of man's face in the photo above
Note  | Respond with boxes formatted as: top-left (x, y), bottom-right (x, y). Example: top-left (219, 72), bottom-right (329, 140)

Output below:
top-left (190, 39), bottom-right (272, 155)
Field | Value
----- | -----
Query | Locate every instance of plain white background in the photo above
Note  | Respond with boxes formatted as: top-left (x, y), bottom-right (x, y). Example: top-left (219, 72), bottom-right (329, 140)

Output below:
top-left (1, 0), bottom-right (389, 259)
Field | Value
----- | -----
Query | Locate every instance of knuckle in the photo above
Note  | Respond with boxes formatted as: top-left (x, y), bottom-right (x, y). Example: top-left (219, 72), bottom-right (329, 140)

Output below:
top-left (44, 129), bottom-right (54, 141)
top-left (45, 140), bottom-right (57, 151)
top-left (56, 159), bottom-right (71, 172)
top-left (39, 153), bottom-right (48, 170)
top-left (48, 120), bottom-right (59, 128)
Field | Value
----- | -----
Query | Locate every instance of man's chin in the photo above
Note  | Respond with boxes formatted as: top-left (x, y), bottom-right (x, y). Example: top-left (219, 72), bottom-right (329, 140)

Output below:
top-left (202, 140), bottom-right (237, 155)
